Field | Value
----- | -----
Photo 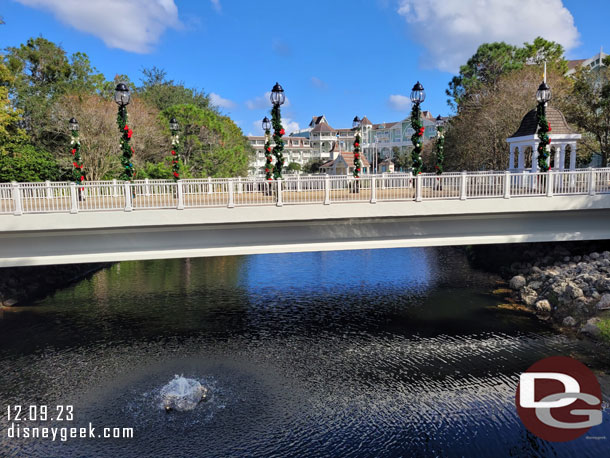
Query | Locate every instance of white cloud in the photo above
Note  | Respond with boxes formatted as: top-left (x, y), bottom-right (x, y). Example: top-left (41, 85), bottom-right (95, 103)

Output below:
top-left (396, 0), bottom-right (579, 73)
top-left (245, 91), bottom-right (291, 110)
top-left (210, 0), bottom-right (221, 13)
top-left (15, 0), bottom-right (181, 53)
top-left (388, 94), bottom-right (411, 111)
top-left (251, 118), bottom-right (300, 136)
top-left (209, 92), bottom-right (235, 109)
top-left (310, 76), bottom-right (328, 89)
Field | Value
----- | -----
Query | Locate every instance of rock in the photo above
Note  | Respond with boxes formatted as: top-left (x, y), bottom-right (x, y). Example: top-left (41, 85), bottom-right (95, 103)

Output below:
top-left (602, 251), bottom-right (610, 259)
top-left (1, 298), bottom-right (18, 307)
top-left (590, 252), bottom-right (600, 260)
top-left (563, 256), bottom-right (571, 262)
top-left (580, 323), bottom-right (600, 338)
top-left (596, 293), bottom-right (610, 310)
top-left (566, 283), bottom-right (584, 299)
top-left (563, 316), bottom-right (577, 327)
top-left (510, 275), bottom-right (527, 290)
top-left (529, 281), bottom-right (543, 291)
top-left (521, 287), bottom-right (538, 307)
top-left (573, 255), bottom-right (582, 262)
top-left (535, 299), bottom-right (552, 313)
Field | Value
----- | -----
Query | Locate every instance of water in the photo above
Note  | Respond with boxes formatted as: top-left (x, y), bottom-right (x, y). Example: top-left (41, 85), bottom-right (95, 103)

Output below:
top-left (0, 247), bottom-right (608, 457)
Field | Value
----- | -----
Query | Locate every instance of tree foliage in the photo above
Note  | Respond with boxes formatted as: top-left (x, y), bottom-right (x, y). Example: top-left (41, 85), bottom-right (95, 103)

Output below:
top-left (564, 64), bottom-right (610, 166)
top-left (0, 144), bottom-right (61, 182)
top-left (444, 66), bottom-right (572, 171)
top-left (447, 37), bottom-right (567, 109)
top-left (138, 67), bottom-right (211, 112)
top-left (161, 104), bottom-right (253, 177)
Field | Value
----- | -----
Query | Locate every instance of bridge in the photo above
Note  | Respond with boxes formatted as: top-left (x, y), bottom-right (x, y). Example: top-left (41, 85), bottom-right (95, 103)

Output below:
top-left (1, 169), bottom-right (610, 267)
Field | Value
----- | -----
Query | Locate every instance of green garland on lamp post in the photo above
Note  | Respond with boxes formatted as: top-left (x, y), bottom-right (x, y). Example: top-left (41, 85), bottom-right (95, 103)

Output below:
top-left (262, 116), bottom-right (273, 181)
top-left (352, 116), bottom-right (362, 179)
top-left (536, 81), bottom-right (552, 172)
top-left (169, 117), bottom-right (181, 180)
top-left (270, 82), bottom-right (286, 180)
top-left (114, 83), bottom-right (135, 181)
top-left (69, 117), bottom-right (84, 199)
top-left (410, 81), bottom-right (426, 175)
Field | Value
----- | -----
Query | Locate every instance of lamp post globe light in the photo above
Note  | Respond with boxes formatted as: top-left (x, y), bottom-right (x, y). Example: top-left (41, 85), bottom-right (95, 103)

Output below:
top-left (410, 81), bottom-right (425, 175)
top-left (536, 82), bottom-right (552, 104)
top-left (262, 116), bottom-right (274, 181)
top-left (536, 81), bottom-right (552, 172)
top-left (68, 117), bottom-right (84, 199)
top-left (269, 83), bottom-right (286, 180)
top-left (115, 83), bottom-right (135, 181)
top-left (352, 116), bottom-right (362, 185)
top-left (169, 117), bottom-right (181, 181)
top-left (435, 115), bottom-right (445, 176)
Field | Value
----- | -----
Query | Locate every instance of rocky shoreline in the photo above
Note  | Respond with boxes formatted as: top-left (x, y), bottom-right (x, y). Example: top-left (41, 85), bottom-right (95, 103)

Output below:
top-left (506, 248), bottom-right (610, 340)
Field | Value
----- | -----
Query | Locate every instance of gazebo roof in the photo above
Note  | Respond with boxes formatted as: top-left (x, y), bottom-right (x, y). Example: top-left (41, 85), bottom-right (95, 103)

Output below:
top-left (508, 106), bottom-right (575, 139)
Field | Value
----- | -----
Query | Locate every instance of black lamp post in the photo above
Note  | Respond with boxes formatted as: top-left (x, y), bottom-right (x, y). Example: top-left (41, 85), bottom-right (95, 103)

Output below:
top-left (536, 80), bottom-right (552, 172)
top-left (435, 115), bottom-right (445, 176)
top-left (114, 83), bottom-right (134, 181)
top-left (262, 116), bottom-right (273, 181)
top-left (410, 81), bottom-right (426, 175)
top-left (270, 83), bottom-right (286, 180)
top-left (169, 117), bottom-right (180, 181)
top-left (69, 117), bottom-right (84, 198)
top-left (352, 116), bottom-right (362, 187)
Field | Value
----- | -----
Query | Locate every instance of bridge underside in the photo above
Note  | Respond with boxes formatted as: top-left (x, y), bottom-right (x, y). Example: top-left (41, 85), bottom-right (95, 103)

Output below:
top-left (1, 197), bottom-right (609, 266)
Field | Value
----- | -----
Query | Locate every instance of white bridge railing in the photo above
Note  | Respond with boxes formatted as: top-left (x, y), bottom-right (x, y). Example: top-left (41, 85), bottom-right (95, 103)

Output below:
top-left (1, 169), bottom-right (609, 216)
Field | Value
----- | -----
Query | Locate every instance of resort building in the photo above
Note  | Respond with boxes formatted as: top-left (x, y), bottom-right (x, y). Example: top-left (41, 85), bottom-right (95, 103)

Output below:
top-left (566, 47), bottom-right (607, 76)
top-left (247, 111), bottom-right (440, 175)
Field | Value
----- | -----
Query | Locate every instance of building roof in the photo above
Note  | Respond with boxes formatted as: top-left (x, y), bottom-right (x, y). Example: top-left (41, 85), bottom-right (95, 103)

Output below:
top-left (311, 122), bottom-right (336, 133)
top-left (321, 152), bottom-right (371, 169)
top-left (372, 121), bottom-right (400, 130)
top-left (508, 106), bottom-right (576, 138)
top-left (360, 116), bottom-right (373, 126)
top-left (567, 59), bottom-right (586, 71)
top-left (309, 115), bottom-right (327, 127)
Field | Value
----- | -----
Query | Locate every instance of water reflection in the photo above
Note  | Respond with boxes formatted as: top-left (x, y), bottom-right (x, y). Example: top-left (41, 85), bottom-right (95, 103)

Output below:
top-left (0, 247), bottom-right (608, 457)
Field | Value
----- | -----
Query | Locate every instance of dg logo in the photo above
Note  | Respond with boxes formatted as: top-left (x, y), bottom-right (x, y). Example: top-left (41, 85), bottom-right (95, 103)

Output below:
top-left (516, 356), bottom-right (603, 442)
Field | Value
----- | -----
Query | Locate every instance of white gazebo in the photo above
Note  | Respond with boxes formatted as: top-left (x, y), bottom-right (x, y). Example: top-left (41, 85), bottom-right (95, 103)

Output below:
top-left (506, 106), bottom-right (581, 172)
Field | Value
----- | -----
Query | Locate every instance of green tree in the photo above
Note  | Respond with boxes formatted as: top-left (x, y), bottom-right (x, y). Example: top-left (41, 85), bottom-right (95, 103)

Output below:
top-left (303, 158), bottom-right (325, 174)
top-left (3, 37), bottom-right (105, 151)
top-left (0, 63), bottom-right (27, 153)
top-left (161, 104), bottom-right (253, 177)
top-left (565, 64), bottom-right (610, 166)
top-left (447, 37), bottom-right (567, 109)
top-left (287, 161), bottom-right (301, 172)
top-left (139, 67), bottom-right (211, 112)
top-left (0, 144), bottom-right (61, 182)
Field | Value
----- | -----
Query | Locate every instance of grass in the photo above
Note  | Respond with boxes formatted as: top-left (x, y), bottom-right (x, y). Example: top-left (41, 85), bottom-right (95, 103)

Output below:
top-left (596, 318), bottom-right (610, 342)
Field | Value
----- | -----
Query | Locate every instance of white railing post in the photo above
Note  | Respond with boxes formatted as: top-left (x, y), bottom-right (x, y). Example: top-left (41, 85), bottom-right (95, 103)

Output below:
top-left (415, 173), bottom-right (422, 202)
top-left (588, 167), bottom-right (596, 196)
top-left (112, 179), bottom-right (119, 197)
top-left (144, 178), bottom-right (151, 196)
top-left (176, 180), bottom-right (185, 210)
top-left (504, 171), bottom-right (511, 199)
top-left (45, 180), bottom-right (53, 199)
top-left (124, 182), bottom-right (133, 212)
top-left (460, 171), bottom-right (468, 200)
top-left (69, 182), bottom-right (79, 214)
top-left (381, 172), bottom-right (387, 189)
top-left (227, 180), bottom-right (235, 208)
top-left (276, 179), bottom-right (283, 207)
top-left (370, 176), bottom-right (377, 203)
top-left (208, 177), bottom-right (213, 194)
top-left (546, 171), bottom-right (554, 197)
top-left (12, 182), bottom-right (23, 216)
top-left (237, 176), bottom-right (243, 194)
top-left (324, 174), bottom-right (331, 205)
top-left (297, 174), bottom-right (301, 192)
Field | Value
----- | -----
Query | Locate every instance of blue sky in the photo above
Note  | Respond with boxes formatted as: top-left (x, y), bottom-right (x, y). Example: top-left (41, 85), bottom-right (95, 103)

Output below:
top-left (1, 0), bottom-right (608, 136)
